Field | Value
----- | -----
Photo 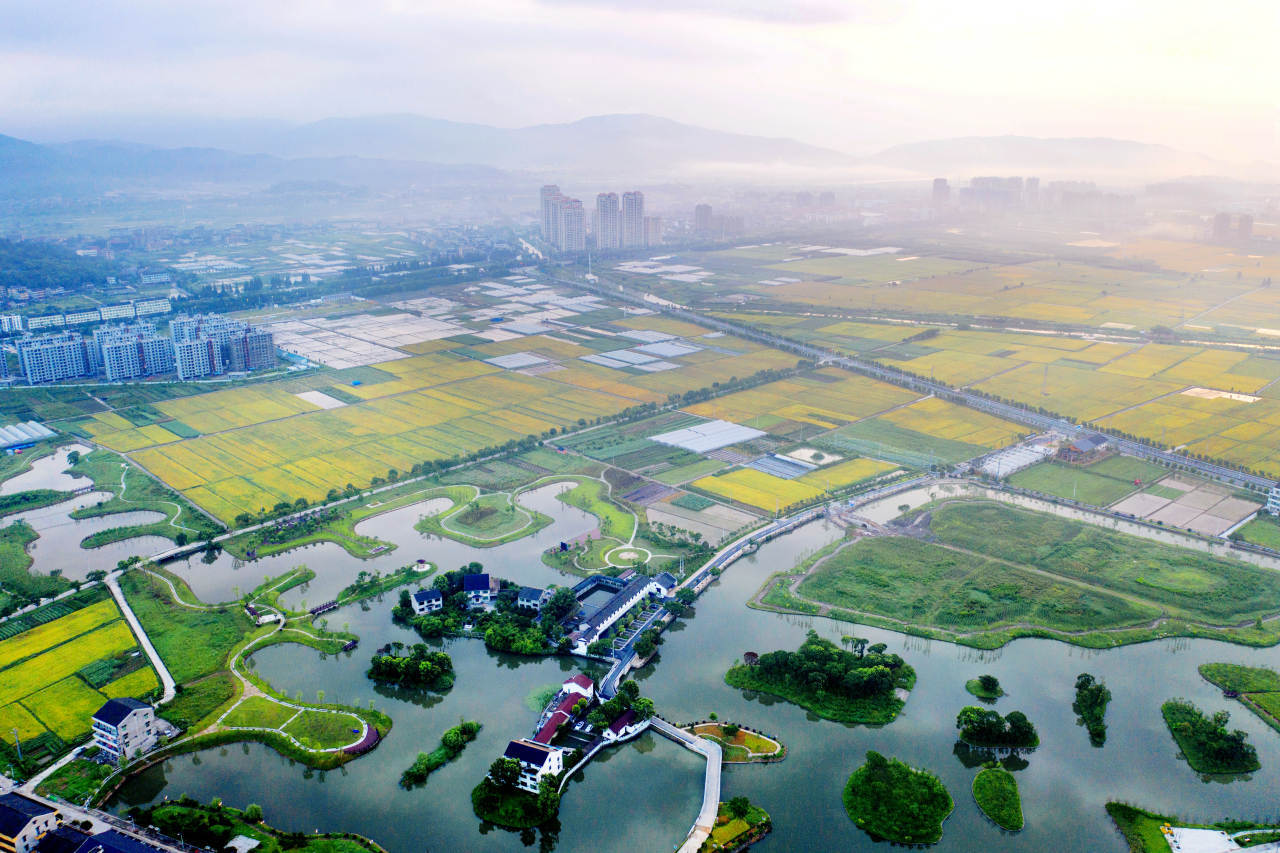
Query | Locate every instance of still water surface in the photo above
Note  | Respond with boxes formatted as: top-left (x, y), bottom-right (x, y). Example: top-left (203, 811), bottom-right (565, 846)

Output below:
top-left (110, 498), bottom-right (1280, 852)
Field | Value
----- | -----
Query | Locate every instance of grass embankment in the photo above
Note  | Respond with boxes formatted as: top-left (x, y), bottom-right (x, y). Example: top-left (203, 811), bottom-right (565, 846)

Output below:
top-left (117, 569), bottom-right (388, 772)
top-left (785, 500), bottom-right (1280, 649)
top-left (843, 751), bottom-right (953, 845)
top-left (1161, 699), bottom-right (1259, 774)
top-left (224, 482), bottom-right (469, 560)
top-left (415, 485), bottom-right (553, 547)
top-left (37, 753), bottom-right (113, 802)
top-left (972, 767), bottom-right (1023, 831)
top-left (0, 489), bottom-right (73, 518)
top-left (1106, 803), bottom-right (1280, 853)
top-left (1199, 663), bottom-right (1280, 735)
top-left (69, 449), bottom-right (221, 548)
top-left (130, 799), bottom-right (385, 853)
top-left (0, 521), bottom-right (59, 613)
top-left (1234, 515), bottom-right (1280, 550)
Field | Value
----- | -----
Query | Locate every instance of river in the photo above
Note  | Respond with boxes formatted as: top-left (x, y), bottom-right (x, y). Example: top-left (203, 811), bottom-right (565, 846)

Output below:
top-left (108, 492), bottom-right (1280, 851)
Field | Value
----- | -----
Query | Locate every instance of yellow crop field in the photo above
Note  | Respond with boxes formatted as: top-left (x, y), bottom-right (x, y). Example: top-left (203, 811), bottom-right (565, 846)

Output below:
top-left (0, 620), bottom-right (138, 706)
top-left (693, 469), bottom-right (822, 511)
top-left (686, 369), bottom-right (919, 431)
top-left (0, 598), bottom-right (119, 670)
top-left (101, 667), bottom-right (160, 699)
top-left (24, 677), bottom-right (110, 740)
top-left (0, 703), bottom-right (45, 743)
top-left (1098, 344), bottom-right (1194, 379)
top-left (797, 458), bottom-right (897, 489)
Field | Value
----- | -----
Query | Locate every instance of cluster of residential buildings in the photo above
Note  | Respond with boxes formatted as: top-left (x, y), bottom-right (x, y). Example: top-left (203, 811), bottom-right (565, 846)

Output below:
top-left (0, 299), bottom-right (171, 336)
top-left (0, 791), bottom-right (173, 853)
top-left (540, 185), bottom-right (663, 254)
top-left (499, 672), bottom-right (644, 794)
top-left (567, 571), bottom-right (677, 653)
top-left (11, 313), bottom-right (274, 384)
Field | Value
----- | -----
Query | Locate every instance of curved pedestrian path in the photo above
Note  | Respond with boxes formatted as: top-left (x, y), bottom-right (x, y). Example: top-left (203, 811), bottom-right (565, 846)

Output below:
top-left (650, 716), bottom-right (721, 853)
top-left (106, 571), bottom-right (176, 704)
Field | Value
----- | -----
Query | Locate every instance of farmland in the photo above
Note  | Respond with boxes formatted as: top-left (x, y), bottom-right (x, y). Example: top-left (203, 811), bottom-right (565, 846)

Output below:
top-left (99, 309), bottom-right (799, 524)
top-left (0, 592), bottom-right (158, 750)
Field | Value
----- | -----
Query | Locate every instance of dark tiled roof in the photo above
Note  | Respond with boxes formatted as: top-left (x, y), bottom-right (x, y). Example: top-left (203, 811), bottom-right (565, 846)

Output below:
top-left (518, 587), bottom-right (544, 602)
top-left (462, 574), bottom-right (492, 593)
top-left (0, 793), bottom-right (57, 838)
top-left (74, 830), bottom-right (164, 853)
top-left (653, 572), bottom-right (678, 591)
top-left (35, 826), bottom-right (89, 853)
top-left (584, 576), bottom-right (654, 633)
top-left (504, 738), bottom-right (553, 767)
top-left (411, 589), bottom-right (442, 603)
top-left (91, 697), bottom-right (149, 727)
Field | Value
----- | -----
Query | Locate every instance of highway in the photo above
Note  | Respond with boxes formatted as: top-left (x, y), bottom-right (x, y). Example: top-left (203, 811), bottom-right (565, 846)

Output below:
top-left (554, 272), bottom-right (1275, 493)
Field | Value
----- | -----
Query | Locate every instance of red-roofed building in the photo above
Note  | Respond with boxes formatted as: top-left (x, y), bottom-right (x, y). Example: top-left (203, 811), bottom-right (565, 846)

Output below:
top-left (563, 674), bottom-right (594, 700)
top-left (604, 709), bottom-right (644, 742)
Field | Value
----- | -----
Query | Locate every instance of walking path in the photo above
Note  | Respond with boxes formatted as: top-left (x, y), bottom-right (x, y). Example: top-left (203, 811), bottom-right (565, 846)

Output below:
top-left (650, 717), bottom-right (722, 853)
top-left (105, 571), bottom-right (176, 703)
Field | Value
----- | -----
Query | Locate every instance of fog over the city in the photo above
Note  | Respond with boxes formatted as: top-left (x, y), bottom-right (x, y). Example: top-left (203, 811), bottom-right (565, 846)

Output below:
top-left (1, 0), bottom-right (1276, 165)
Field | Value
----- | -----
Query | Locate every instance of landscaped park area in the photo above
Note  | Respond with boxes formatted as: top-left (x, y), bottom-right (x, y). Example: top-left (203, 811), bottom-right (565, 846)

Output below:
top-left (756, 498), bottom-right (1280, 648)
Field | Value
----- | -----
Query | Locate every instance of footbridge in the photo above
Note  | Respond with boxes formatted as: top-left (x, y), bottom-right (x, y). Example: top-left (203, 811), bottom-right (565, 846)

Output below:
top-left (650, 716), bottom-right (722, 853)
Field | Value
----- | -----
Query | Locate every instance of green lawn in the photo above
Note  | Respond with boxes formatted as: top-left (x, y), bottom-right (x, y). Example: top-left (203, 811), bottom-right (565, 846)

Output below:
top-left (282, 710), bottom-right (363, 749)
top-left (928, 501), bottom-right (1280, 623)
top-left (797, 536), bottom-right (1158, 635)
top-left (0, 521), bottom-right (64, 613)
top-left (36, 756), bottom-right (112, 802)
top-left (1235, 516), bottom-right (1280, 550)
top-left (555, 478), bottom-right (636, 540)
top-left (972, 767), bottom-right (1023, 831)
top-left (223, 696), bottom-right (298, 729)
top-left (654, 458), bottom-right (726, 485)
top-left (1008, 462), bottom-right (1138, 506)
top-left (159, 674), bottom-right (239, 730)
top-left (1199, 663), bottom-right (1280, 693)
top-left (69, 449), bottom-right (222, 546)
top-left (0, 490), bottom-right (72, 519)
top-left (816, 418), bottom-right (989, 468)
top-left (119, 572), bottom-right (253, 682)
top-left (1086, 455), bottom-right (1169, 483)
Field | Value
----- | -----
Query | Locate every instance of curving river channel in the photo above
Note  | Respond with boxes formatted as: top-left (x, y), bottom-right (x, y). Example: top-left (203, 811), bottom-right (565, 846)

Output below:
top-left (101, 485), bottom-right (1280, 852)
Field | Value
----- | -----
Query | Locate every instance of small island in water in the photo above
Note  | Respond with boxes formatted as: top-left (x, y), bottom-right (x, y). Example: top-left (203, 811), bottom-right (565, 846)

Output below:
top-left (725, 631), bottom-right (915, 724)
top-left (843, 751), bottom-right (954, 844)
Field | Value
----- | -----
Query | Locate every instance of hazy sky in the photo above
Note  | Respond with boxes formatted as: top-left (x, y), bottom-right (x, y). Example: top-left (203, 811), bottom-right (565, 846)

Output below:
top-left (1, 0), bottom-right (1276, 160)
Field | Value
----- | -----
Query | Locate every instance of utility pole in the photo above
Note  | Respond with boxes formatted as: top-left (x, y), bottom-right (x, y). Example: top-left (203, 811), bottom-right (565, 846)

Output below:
top-left (12, 729), bottom-right (20, 761)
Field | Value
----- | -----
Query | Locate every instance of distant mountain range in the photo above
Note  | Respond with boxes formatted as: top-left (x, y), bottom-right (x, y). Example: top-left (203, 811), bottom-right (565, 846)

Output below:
top-left (0, 114), bottom-right (1267, 198)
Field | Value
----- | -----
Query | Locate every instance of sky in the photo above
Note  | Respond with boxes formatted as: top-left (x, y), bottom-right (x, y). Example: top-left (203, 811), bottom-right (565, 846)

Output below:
top-left (1, 0), bottom-right (1276, 161)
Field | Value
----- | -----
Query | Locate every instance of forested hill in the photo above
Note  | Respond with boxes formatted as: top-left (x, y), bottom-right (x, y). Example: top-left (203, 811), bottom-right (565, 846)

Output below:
top-left (0, 239), bottom-right (121, 292)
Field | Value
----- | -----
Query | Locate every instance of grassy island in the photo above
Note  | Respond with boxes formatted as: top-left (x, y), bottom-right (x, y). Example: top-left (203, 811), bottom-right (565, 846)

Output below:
top-left (972, 767), bottom-right (1023, 831)
top-left (1161, 699), bottom-right (1259, 774)
top-left (725, 631), bottom-right (915, 724)
top-left (843, 751), bottom-right (954, 844)
top-left (1199, 663), bottom-right (1280, 735)
top-left (472, 768), bottom-right (560, 829)
top-left (401, 720), bottom-right (481, 787)
top-left (687, 722), bottom-right (784, 763)
top-left (965, 674), bottom-right (1004, 701)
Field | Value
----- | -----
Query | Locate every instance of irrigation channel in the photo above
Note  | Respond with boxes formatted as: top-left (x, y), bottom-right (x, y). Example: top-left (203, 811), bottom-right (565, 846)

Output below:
top-left (49, 472), bottom-right (1280, 852)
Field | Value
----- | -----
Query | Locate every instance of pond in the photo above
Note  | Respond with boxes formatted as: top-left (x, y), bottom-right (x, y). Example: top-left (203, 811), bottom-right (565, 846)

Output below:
top-left (112, 504), bottom-right (1280, 851)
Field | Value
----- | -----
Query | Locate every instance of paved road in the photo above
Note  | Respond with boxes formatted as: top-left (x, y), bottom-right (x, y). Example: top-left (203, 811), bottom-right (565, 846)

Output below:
top-left (106, 571), bottom-right (176, 703)
top-left (650, 717), bottom-right (721, 853)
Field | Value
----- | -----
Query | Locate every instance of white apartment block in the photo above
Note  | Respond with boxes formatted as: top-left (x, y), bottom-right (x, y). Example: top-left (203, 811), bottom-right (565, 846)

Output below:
top-left (91, 697), bottom-right (158, 760)
top-left (16, 332), bottom-right (97, 384)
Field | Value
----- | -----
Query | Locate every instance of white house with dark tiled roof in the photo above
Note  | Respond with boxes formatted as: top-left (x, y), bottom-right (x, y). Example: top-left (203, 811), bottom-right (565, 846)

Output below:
top-left (0, 793), bottom-right (61, 853)
top-left (410, 588), bottom-right (443, 615)
top-left (90, 698), bottom-right (156, 760)
top-left (502, 739), bottom-right (564, 793)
